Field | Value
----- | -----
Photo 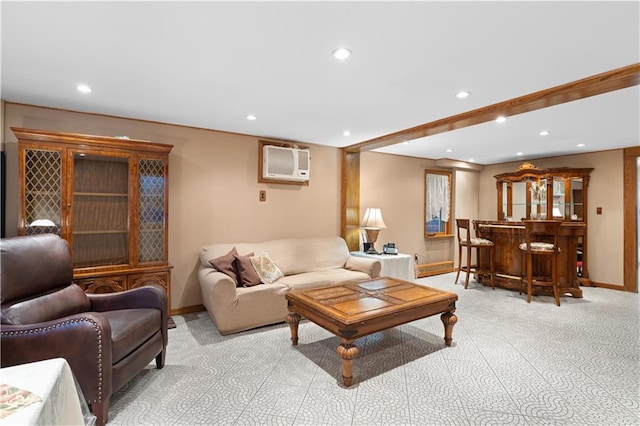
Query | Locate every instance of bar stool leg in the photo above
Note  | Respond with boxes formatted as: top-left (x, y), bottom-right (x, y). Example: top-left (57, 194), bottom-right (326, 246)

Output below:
top-left (464, 244), bottom-right (472, 289)
top-left (454, 242), bottom-right (462, 285)
top-left (526, 253), bottom-right (533, 303)
top-left (489, 246), bottom-right (495, 289)
top-left (552, 254), bottom-right (560, 306)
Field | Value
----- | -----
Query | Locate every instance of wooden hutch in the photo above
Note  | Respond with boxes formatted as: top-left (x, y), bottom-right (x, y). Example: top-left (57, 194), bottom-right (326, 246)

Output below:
top-left (14, 128), bottom-right (174, 324)
top-left (475, 162), bottom-right (593, 298)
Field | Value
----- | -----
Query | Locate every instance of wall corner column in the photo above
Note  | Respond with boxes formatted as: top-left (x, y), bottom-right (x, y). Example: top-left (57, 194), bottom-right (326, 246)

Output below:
top-left (340, 149), bottom-right (360, 251)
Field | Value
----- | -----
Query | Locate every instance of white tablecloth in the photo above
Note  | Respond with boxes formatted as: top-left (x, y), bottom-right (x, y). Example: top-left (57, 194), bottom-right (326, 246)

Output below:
top-left (0, 358), bottom-right (95, 425)
top-left (351, 251), bottom-right (415, 282)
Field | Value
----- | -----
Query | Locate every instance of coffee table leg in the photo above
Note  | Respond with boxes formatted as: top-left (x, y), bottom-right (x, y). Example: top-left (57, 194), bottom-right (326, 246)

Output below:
top-left (441, 311), bottom-right (458, 347)
top-left (336, 341), bottom-right (359, 387)
top-left (286, 312), bottom-right (301, 346)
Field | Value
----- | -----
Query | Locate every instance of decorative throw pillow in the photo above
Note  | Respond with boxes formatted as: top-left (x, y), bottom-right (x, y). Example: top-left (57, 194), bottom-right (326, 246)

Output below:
top-left (234, 252), bottom-right (262, 287)
top-left (208, 247), bottom-right (239, 285)
top-left (250, 252), bottom-right (283, 284)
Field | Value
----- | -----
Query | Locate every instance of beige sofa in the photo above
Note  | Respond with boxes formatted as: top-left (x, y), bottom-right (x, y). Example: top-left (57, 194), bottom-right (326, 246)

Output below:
top-left (198, 237), bottom-right (381, 335)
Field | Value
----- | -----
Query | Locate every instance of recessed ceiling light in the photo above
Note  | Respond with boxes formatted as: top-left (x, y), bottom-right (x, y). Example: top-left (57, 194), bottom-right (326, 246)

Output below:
top-left (77, 84), bottom-right (92, 93)
top-left (516, 152), bottom-right (524, 156)
top-left (455, 91), bottom-right (470, 99)
top-left (495, 116), bottom-right (506, 123)
top-left (246, 114), bottom-right (257, 121)
top-left (469, 158), bottom-right (475, 163)
top-left (332, 47), bottom-right (351, 60)
top-left (343, 130), bottom-right (351, 137)
top-left (577, 143), bottom-right (586, 147)
top-left (446, 148), bottom-right (453, 153)
top-left (402, 141), bottom-right (410, 145)
top-left (539, 130), bottom-right (550, 136)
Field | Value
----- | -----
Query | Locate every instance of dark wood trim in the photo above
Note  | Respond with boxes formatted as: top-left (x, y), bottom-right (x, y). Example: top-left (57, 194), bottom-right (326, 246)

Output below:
top-left (11, 127), bottom-right (173, 154)
top-left (340, 150), bottom-right (360, 251)
top-left (623, 146), bottom-right (639, 293)
top-left (416, 261), bottom-right (455, 278)
top-left (171, 304), bottom-right (205, 316)
top-left (345, 63), bottom-right (640, 152)
top-left (590, 281), bottom-right (628, 291)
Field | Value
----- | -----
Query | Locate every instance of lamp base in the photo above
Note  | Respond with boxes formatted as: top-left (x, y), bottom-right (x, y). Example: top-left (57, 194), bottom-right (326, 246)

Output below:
top-left (364, 228), bottom-right (381, 255)
top-left (365, 245), bottom-right (379, 255)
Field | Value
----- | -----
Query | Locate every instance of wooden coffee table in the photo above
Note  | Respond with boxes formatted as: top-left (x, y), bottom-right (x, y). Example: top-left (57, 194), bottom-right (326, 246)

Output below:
top-left (285, 277), bottom-right (458, 386)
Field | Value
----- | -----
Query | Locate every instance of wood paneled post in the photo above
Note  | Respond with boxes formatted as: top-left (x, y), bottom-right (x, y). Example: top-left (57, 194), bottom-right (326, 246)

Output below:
top-left (623, 147), bottom-right (639, 292)
top-left (341, 149), bottom-right (360, 252)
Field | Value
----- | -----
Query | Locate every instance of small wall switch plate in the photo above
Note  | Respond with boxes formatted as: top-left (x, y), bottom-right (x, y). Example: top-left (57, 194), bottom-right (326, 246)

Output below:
top-left (596, 207), bottom-right (602, 215)
top-left (259, 190), bottom-right (266, 202)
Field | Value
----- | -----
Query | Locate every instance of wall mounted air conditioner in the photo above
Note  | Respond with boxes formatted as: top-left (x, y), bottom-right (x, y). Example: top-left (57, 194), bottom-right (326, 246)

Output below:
top-left (262, 145), bottom-right (310, 182)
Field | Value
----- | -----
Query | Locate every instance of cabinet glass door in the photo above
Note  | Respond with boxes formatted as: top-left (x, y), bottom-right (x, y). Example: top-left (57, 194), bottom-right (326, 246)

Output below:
top-left (570, 178), bottom-right (584, 220)
top-left (552, 179), bottom-right (566, 219)
top-left (138, 158), bottom-right (166, 263)
top-left (23, 148), bottom-right (62, 236)
top-left (72, 153), bottom-right (129, 267)
top-left (529, 178), bottom-right (547, 219)
top-left (511, 182), bottom-right (527, 220)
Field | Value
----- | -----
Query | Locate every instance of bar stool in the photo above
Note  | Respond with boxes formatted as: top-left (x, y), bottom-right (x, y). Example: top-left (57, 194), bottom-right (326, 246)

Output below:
top-left (454, 219), bottom-right (495, 289)
top-left (519, 220), bottom-right (563, 306)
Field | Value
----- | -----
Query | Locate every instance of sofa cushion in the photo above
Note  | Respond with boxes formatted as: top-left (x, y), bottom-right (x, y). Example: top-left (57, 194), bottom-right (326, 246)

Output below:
top-left (250, 252), bottom-right (284, 284)
top-left (278, 269), bottom-right (370, 291)
top-left (100, 308), bottom-right (161, 364)
top-left (208, 247), bottom-right (239, 285)
top-left (234, 253), bottom-right (261, 287)
top-left (1, 284), bottom-right (91, 325)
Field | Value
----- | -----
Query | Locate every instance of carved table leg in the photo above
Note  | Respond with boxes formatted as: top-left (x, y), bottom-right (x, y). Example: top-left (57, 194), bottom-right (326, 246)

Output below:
top-left (285, 312), bottom-right (301, 346)
top-left (336, 341), bottom-right (359, 387)
top-left (440, 311), bottom-right (458, 347)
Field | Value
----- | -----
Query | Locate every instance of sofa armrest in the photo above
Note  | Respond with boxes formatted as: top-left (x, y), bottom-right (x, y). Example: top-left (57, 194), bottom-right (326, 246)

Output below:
top-left (345, 256), bottom-right (381, 278)
top-left (0, 313), bottom-right (114, 404)
top-left (198, 268), bottom-right (238, 310)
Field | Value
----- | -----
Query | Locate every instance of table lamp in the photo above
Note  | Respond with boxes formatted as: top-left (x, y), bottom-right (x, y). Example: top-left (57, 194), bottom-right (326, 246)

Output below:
top-left (362, 208), bottom-right (387, 254)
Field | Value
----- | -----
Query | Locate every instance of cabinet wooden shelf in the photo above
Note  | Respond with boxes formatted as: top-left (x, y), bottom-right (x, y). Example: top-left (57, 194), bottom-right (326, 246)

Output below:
top-left (74, 192), bottom-right (129, 197)
top-left (15, 127), bottom-right (174, 326)
top-left (492, 162), bottom-right (593, 286)
top-left (73, 230), bottom-right (128, 235)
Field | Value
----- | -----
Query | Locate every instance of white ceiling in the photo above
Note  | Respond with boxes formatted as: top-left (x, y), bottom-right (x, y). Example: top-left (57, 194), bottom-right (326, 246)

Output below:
top-left (2, 1), bottom-right (639, 165)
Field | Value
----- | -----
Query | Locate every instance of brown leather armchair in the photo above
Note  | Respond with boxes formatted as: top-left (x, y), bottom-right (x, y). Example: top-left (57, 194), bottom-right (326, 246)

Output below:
top-left (1, 234), bottom-right (168, 425)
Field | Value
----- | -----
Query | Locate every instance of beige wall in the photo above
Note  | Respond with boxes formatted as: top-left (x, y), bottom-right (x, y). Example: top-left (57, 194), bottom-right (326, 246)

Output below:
top-left (359, 152), bottom-right (470, 266)
top-left (3, 103), bottom-right (342, 310)
top-left (479, 151), bottom-right (625, 287)
top-left (2, 103), bottom-right (628, 310)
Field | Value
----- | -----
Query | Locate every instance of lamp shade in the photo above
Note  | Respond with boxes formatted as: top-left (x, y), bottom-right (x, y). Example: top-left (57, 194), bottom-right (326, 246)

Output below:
top-left (361, 208), bottom-right (387, 229)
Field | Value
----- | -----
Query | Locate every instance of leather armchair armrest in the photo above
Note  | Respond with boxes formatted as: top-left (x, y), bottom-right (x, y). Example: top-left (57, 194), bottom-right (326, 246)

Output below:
top-left (87, 282), bottom-right (167, 312)
top-left (88, 284), bottom-right (167, 312)
top-left (0, 313), bottom-right (113, 405)
top-left (88, 284), bottom-right (167, 345)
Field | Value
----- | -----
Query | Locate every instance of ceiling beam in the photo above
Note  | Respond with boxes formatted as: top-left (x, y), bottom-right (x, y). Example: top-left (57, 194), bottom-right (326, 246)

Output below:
top-left (345, 63), bottom-right (640, 153)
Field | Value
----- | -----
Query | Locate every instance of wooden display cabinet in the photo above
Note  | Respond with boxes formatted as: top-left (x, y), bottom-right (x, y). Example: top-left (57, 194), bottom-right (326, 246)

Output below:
top-left (14, 128), bottom-right (174, 325)
top-left (487, 162), bottom-right (594, 291)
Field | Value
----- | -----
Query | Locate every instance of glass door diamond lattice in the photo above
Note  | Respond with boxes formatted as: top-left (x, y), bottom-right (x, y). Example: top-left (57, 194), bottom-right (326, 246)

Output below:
top-left (138, 158), bottom-right (166, 263)
top-left (24, 149), bottom-right (62, 236)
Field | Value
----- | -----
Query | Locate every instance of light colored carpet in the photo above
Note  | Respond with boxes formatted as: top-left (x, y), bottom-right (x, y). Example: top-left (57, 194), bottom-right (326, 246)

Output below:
top-left (108, 273), bottom-right (639, 425)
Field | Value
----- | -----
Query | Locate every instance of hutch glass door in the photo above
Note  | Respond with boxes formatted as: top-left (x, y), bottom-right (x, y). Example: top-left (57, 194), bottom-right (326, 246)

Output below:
top-left (71, 152), bottom-right (129, 268)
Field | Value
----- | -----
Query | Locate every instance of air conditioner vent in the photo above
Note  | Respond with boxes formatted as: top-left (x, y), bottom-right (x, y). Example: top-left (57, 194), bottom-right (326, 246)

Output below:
top-left (263, 145), bottom-right (310, 182)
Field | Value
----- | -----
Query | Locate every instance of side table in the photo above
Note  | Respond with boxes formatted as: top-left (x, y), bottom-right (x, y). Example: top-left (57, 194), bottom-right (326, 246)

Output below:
top-left (0, 358), bottom-right (95, 425)
top-left (350, 251), bottom-right (415, 282)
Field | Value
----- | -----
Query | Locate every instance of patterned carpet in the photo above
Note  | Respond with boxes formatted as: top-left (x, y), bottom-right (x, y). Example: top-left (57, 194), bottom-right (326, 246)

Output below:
top-left (107, 273), bottom-right (640, 425)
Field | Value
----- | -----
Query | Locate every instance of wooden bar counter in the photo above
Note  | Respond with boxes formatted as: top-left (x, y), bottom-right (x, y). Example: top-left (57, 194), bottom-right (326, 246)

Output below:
top-left (474, 221), bottom-right (585, 298)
